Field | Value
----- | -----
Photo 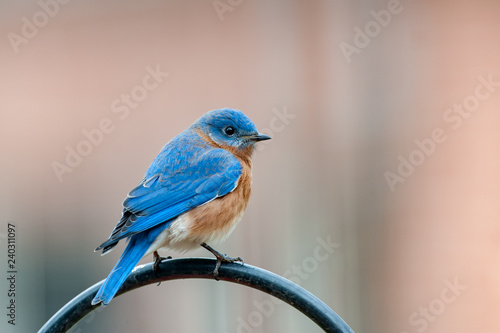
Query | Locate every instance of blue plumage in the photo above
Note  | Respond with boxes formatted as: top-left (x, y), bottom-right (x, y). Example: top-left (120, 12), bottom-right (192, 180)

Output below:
top-left (92, 108), bottom-right (270, 306)
top-left (92, 224), bottom-right (166, 305)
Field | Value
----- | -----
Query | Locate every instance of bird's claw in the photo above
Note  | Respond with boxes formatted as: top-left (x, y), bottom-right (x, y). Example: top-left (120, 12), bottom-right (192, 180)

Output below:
top-left (200, 242), bottom-right (244, 280)
top-left (153, 251), bottom-right (172, 274)
top-left (213, 254), bottom-right (244, 280)
top-left (153, 252), bottom-right (172, 286)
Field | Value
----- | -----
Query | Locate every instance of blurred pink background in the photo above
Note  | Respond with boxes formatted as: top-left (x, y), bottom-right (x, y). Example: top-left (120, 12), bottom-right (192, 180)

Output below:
top-left (1, 0), bottom-right (500, 332)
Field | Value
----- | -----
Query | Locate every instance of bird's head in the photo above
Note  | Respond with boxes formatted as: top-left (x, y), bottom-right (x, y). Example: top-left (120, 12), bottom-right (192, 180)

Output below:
top-left (192, 108), bottom-right (271, 154)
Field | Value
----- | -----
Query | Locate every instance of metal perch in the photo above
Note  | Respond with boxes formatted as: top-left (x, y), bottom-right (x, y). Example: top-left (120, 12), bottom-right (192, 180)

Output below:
top-left (38, 258), bottom-right (354, 333)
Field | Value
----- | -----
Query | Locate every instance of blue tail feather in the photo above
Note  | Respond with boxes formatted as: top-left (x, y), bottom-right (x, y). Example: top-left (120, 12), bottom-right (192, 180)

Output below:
top-left (92, 233), bottom-right (151, 306)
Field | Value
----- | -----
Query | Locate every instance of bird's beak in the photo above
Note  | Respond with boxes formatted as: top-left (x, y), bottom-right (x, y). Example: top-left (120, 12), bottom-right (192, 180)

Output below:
top-left (248, 133), bottom-right (271, 142)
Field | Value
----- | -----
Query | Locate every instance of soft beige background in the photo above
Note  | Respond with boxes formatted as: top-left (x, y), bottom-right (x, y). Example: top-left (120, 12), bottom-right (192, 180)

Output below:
top-left (1, 0), bottom-right (500, 332)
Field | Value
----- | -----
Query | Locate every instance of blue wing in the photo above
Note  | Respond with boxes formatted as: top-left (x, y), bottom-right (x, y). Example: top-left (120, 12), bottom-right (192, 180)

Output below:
top-left (96, 132), bottom-right (242, 253)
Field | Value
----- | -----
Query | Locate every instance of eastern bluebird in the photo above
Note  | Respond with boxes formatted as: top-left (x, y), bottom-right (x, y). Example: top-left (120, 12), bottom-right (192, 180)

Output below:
top-left (91, 108), bottom-right (270, 306)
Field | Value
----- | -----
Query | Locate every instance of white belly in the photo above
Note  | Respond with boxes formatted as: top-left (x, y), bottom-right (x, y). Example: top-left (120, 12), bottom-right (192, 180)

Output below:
top-left (145, 210), bottom-right (243, 256)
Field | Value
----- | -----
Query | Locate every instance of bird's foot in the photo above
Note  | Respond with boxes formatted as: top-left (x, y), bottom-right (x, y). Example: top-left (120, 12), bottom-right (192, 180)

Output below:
top-left (153, 251), bottom-right (172, 286)
top-left (153, 251), bottom-right (172, 274)
top-left (201, 243), bottom-right (244, 280)
top-left (213, 253), bottom-right (244, 281)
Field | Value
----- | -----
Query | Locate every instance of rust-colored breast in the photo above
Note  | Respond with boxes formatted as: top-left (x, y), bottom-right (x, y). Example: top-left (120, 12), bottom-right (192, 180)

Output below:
top-left (186, 128), bottom-right (256, 244)
top-left (187, 162), bottom-right (252, 243)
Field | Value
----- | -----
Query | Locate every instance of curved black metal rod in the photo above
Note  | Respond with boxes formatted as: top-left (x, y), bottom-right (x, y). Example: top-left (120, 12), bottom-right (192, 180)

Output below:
top-left (38, 258), bottom-right (354, 333)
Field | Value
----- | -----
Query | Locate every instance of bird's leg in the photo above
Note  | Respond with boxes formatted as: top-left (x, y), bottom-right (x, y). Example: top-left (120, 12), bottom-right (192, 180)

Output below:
top-left (200, 242), bottom-right (244, 280)
top-left (153, 251), bottom-right (172, 286)
top-left (153, 251), bottom-right (172, 274)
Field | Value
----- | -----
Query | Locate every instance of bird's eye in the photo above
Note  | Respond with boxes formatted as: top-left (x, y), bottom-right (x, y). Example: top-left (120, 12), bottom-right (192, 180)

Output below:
top-left (224, 126), bottom-right (235, 136)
